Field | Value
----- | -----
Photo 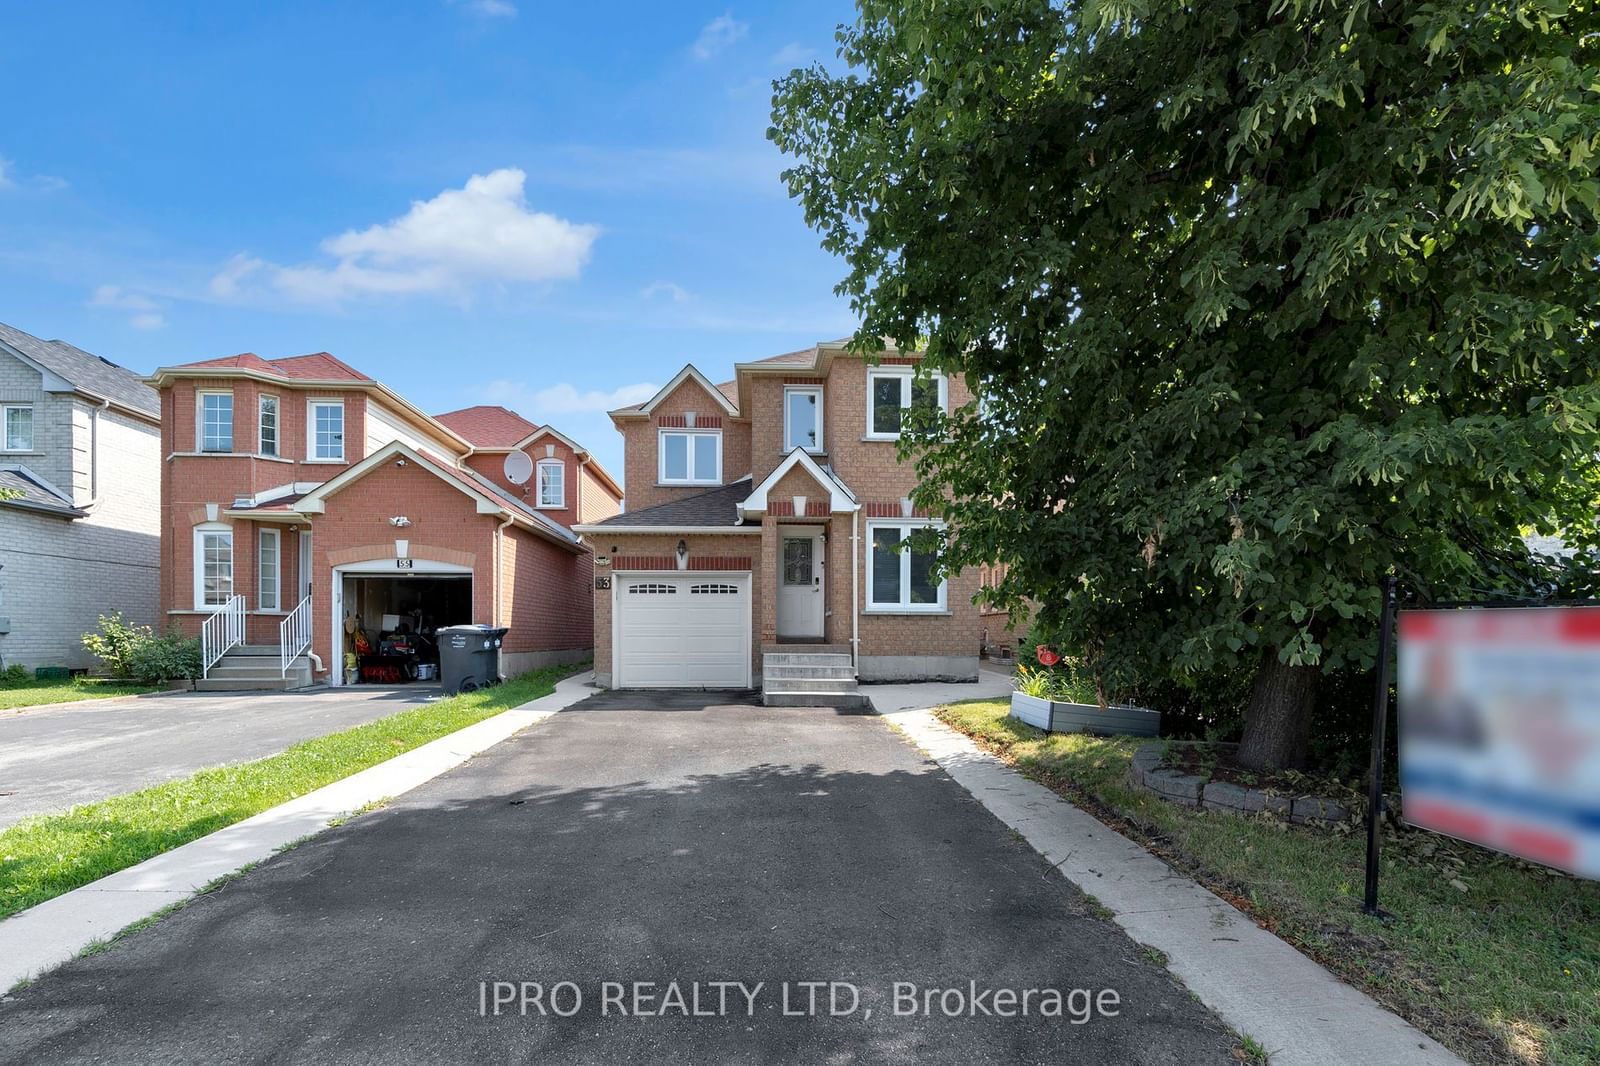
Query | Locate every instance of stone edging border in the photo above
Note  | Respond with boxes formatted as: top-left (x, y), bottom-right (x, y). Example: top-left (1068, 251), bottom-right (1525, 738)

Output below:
top-left (1129, 742), bottom-right (1350, 823)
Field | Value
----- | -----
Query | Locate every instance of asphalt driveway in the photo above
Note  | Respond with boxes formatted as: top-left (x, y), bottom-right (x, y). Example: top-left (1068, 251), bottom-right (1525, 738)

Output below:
top-left (0, 689), bottom-right (1236, 1064)
top-left (0, 686), bottom-right (439, 827)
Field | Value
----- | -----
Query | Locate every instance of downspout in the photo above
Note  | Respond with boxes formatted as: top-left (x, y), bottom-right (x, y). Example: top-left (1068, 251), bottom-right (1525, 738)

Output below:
top-left (850, 508), bottom-right (860, 674)
top-left (85, 398), bottom-right (111, 510)
top-left (493, 514), bottom-right (514, 626)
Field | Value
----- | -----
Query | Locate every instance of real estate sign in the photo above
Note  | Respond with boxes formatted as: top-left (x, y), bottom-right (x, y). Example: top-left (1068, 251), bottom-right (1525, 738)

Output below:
top-left (1397, 607), bottom-right (1600, 879)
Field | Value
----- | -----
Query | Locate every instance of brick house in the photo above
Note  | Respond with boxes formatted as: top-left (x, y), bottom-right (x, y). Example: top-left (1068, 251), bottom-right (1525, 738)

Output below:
top-left (574, 339), bottom-right (983, 699)
top-left (147, 352), bottom-right (620, 687)
top-left (0, 321), bottom-right (161, 669)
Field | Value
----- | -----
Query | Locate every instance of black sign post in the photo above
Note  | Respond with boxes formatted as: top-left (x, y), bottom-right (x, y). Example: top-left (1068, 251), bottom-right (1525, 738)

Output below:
top-left (1362, 574), bottom-right (1398, 918)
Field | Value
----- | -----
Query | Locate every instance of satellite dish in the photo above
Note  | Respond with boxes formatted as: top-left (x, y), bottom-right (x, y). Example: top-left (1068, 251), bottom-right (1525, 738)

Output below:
top-left (503, 450), bottom-right (534, 486)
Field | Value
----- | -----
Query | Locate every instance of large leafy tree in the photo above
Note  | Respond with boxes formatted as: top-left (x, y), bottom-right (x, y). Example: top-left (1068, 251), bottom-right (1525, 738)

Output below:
top-left (772, 0), bottom-right (1600, 768)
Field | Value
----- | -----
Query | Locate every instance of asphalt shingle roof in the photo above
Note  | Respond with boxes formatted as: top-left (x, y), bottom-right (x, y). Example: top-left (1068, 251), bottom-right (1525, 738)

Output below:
top-left (166, 352), bottom-right (369, 381)
top-left (0, 321), bottom-right (159, 417)
top-left (0, 467), bottom-right (85, 518)
top-left (433, 405), bottom-right (541, 449)
top-left (590, 480), bottom-right (753, 528)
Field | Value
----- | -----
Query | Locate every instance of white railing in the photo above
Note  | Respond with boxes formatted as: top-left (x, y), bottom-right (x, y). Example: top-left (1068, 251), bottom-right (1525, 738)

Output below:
top-left (201, 595), bottom-right (246, 679)
top-left (280, 595), bottom-right (312, 678)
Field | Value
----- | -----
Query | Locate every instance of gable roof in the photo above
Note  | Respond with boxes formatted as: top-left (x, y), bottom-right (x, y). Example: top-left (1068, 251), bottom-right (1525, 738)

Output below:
top-left (573, 478), bottom-right (757, 533)
top-left (294, 441), bottom-right (582, 550)
top-left (610, 363), bottom-right (739, 419)
top-left (740, 448), bottom-right (859, 517)
top-left (434, 405), bottom-right (541, 449)
top-left (0, 321), bottom-right (159, 419)
top-left (159, 351), bottom-right (370, 382)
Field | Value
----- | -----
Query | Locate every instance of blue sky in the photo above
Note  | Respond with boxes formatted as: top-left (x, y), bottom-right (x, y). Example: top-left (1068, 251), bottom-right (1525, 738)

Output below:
top-left (0, 1), bottom-right (859, 479)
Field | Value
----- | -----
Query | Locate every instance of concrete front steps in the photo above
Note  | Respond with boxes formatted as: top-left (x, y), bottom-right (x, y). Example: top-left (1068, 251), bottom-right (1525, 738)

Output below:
top-left (195, 645), bottom-right (314, 692)
top-left (761, 645), bottom-right (869, 710)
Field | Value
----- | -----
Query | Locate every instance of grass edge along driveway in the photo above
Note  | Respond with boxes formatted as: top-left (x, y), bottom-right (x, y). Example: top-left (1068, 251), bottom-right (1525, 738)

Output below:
top-left (0, 664), bottom-right (584, 921)
top-left (934, 699), bottom-right (1598, 1066)
top-left (1, 678), bottom-right (160, 712)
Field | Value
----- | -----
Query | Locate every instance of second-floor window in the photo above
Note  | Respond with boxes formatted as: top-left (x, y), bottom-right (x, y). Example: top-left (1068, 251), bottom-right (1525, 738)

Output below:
top-left (1, 404), bottom-right (32, 451)
top-left (309, 400), bottom-right (345, 461)
top-left (536, 459), bottom-right (565, 508)
top-left (784, 386), bottom-right (823, 452)
top-left (659, 430), bottom-right (720, 485)
top-left (259, 395), bottom-right (279, 456)
top-left (199, 391), bottom-right (233, 452)
top-left (866, 367), bottom-right (945, 440)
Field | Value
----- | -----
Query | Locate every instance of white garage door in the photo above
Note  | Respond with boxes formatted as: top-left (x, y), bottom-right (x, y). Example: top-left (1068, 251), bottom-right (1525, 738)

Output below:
top-left (614, 574), bottom-right (751, 688)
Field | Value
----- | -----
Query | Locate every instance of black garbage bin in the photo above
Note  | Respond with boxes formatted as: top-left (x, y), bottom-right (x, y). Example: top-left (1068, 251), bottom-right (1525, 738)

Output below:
top-left (437, 624), bottom-right (508, 695)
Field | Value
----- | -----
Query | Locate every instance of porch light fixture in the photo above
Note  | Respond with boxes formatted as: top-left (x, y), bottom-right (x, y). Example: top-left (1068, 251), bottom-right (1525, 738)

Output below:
top-left (676, 539), bottom-right (689, 570)
top-left (389, 516), bottom-right (411, 528)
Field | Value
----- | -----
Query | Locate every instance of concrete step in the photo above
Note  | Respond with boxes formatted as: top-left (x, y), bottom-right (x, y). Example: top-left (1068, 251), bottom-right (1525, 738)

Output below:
top-left (762, 643), bottom-right (850, 656)
top-left (226, 645), bottom-right (282, 658)
top-left (762, 690), bottom-right (872, 711)
top-left (762, 664), bottom-right (858, 680)
top-left (760, 677), bottom-right (860, 694)
top-left (762, 653), bottom-right (853, 668)
top-left (194, 677), bottom-right (296, 692)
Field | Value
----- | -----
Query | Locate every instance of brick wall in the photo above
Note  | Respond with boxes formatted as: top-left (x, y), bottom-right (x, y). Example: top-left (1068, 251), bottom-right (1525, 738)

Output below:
top-left (577, 464), bottom-right (622, 524)
top-left (500, 524), bottom-right (593, 654)
top-left (617, 378), bottom-right (751, 512)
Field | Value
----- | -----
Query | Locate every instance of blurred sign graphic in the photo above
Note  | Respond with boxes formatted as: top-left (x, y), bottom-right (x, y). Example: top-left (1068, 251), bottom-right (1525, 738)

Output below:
top-left (1398, 608), bottom-right (1600, 878)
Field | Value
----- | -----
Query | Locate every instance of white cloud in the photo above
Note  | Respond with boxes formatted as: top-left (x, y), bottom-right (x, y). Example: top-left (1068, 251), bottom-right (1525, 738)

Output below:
top-left (692, 14), bottom-right (748, 60)
top-left (212, 169), bottom-right (599, 305)
top-left (89, 284), bottom-right (166, 329)
top-left (770, 43), bottom-right (814, 66)
top-left (641, 281), bottom-right (690, 303)
top-left (0, 158), bottom-right (10, 189)
top-left (483, 380), bottom-right (660, 415)
top-left (453, 0), bottom-right (516, 17)
top-left (0, 155), bottom-right (64, 192)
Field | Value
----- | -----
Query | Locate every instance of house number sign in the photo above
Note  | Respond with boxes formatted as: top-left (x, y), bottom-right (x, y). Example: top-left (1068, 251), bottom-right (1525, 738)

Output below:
top-left (396, 558), bottom-right (414, 570)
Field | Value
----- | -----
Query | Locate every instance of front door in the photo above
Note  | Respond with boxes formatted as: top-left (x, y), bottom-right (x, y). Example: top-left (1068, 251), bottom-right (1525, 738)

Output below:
top-left (776, 530), bottom-right (824, 640)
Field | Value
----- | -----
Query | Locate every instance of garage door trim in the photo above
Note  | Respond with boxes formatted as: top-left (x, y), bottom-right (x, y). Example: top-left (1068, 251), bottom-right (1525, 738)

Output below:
top-left (612, 570), bottom-right (752, 689)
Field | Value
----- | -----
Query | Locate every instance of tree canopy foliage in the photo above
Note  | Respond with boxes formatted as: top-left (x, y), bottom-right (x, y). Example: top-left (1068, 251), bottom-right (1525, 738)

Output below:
top-left (771, 0), bottom-right (1600, 767)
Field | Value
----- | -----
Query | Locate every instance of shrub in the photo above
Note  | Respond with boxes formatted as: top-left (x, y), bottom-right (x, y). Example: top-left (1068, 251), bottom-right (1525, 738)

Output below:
top-left (1, 663), bottom-right (28, 684)
top-left (81, 612), bottom-right (151, 680)
top-left (82, 615), bottom-right (199, 683)
top-left (125, 633), bottom-right (201, 685)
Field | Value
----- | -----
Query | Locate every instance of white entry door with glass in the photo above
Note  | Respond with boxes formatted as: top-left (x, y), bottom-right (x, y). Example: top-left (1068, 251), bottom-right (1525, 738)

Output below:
top-left (776, 529), bottom-right (825, 640)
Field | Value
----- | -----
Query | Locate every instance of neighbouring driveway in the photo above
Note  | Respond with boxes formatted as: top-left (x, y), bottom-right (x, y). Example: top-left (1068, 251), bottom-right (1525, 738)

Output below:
top-left (0, 686), bottom-right (440, 828)
top-left (0, 689), bottom-right (1235, 1064)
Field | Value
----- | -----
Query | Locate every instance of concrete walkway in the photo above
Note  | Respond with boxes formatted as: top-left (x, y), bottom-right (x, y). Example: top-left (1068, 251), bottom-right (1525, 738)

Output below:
top-left (0, 685), bottom-right (442, 828)
top-left (878, 703), bottom-right (1464, 1066)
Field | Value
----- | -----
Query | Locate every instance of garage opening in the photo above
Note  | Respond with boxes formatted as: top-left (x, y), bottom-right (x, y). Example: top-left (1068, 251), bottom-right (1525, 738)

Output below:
top-left (340, 573), bottom-right (472, 684)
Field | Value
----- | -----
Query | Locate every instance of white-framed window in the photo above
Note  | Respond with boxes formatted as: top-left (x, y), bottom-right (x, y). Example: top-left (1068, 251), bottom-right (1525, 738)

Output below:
top-left (659, 430), bottom-right (721, 485)
top-left (308, 399), bottom-right (345, 461)
top-left (193, 523), bottom-right (234, 608)
top-left (1, 404), bottom-right (33, 451)
top-left (867, 520), bottom-right (946, 612)
top-left (259, 395), bottom-right (279, 457)
top-left (536, 459), bottom-right (565, 508)
top-left (198, 391), bottom-right (233, 452)
top-left (866, 367), bottom-right (946, 440)
top-left (783, 386), bottom-right (824, 452)
top-left (258, 527), bottom-right (281, 611)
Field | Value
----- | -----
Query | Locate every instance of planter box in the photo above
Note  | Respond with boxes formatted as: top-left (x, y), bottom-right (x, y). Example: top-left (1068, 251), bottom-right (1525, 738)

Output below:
top-left (1010, 692), bottom-right (1160, 737)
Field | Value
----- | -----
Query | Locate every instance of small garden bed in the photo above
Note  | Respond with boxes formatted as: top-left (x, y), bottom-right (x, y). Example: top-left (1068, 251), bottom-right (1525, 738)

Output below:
top-left (934, 698), bottom-right (1599, 1066)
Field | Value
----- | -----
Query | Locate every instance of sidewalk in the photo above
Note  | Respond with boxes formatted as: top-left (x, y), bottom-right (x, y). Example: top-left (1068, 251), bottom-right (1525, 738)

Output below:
top-left (875, 697), bottom-right (1464, 1066)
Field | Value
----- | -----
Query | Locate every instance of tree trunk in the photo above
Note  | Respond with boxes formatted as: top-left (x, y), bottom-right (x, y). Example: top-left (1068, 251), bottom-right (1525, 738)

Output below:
top-left (1236, 653), bottom-right (1319, 771)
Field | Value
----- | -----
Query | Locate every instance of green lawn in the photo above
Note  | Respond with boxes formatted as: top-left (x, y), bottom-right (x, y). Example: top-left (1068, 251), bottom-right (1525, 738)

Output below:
top-left (935, 699), bottom-right (1599, 1066)
top-left (0, 663), bottom-right (584, 920)
top-left (0, 677), bottom-right (160, 711)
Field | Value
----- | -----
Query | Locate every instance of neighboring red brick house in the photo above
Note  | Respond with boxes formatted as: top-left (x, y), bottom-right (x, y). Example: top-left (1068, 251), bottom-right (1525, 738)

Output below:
top-left (148, 353), bottom-right (620, 687)
top-left (574, 339), bottom-right (983, 698)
